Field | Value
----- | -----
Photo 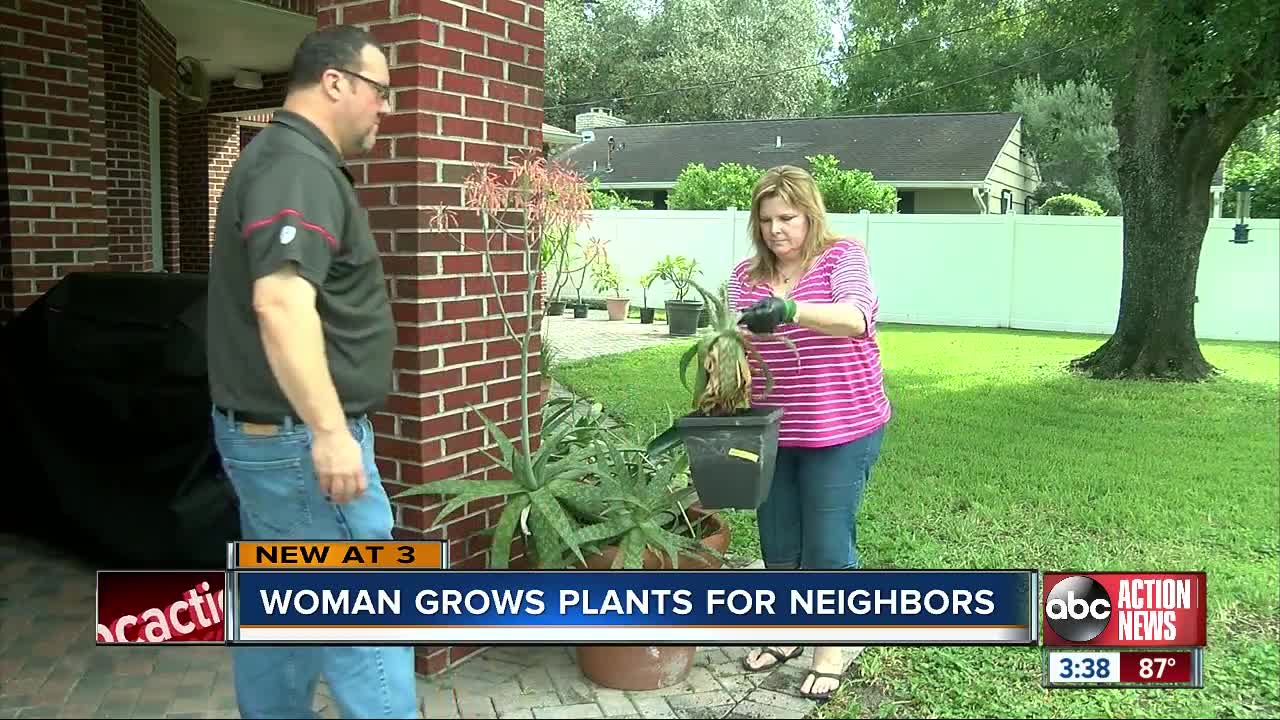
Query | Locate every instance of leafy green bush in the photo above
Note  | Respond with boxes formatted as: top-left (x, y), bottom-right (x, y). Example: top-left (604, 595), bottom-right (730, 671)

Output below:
top-left (806, 154), bottom-right (898, 213)
top-left (589, 178), bottom-right (653, 210)
top-left (667, 162), bottom-right (763, 210)
top-left (667, 157), bottom-right (895, 213)
top-left (1037, 193), bottom-right (1106, 216)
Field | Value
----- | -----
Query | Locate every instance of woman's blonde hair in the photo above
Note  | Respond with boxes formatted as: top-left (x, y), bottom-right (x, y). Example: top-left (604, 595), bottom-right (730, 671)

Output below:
top-left (745, 165), bottom-right (838, 284)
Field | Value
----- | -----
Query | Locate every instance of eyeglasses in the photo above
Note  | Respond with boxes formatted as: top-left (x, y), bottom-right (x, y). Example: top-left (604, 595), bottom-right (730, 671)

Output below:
top-left (333, 67), bottom-right (391, 103)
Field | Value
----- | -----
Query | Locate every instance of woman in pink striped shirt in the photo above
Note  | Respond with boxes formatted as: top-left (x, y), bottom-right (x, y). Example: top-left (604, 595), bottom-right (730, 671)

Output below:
top-left (730, 165), bottom-right (891, 699)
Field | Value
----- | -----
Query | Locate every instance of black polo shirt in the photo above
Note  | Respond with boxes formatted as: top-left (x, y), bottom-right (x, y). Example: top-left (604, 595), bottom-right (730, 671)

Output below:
top-left (206, 110), bottom-right (395, 419)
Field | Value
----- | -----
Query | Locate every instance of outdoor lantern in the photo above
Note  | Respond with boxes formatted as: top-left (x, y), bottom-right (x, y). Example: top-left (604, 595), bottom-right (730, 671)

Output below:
top-left (1231, 180), bottom-right (1254, 244)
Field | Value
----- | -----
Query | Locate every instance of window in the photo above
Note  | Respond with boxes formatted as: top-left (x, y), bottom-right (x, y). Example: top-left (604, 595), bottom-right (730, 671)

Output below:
top-left (897, 191), bottom-right (915, 214)
top-left (1000, 189), bottom-right (1013, 214)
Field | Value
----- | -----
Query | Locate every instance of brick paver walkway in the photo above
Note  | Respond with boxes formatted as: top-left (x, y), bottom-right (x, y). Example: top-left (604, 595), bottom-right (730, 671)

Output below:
top-left (1, 313), bottom-right (852, 719)
top-left (542, 310), bottom-right (687, 362)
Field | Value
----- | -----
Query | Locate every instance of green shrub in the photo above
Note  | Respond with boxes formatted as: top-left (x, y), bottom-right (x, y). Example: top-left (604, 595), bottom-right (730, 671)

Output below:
top-left (1037, 193), bottom-right (1106, 216)
top-left (667, 157), bottom-right (896, 213)
top-left (667, 162), bottom-right (763, 210)
top-left (806, 154), bottom-right (898, 213)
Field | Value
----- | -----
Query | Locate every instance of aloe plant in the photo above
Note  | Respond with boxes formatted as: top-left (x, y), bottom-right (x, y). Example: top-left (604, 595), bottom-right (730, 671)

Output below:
top-left (573, 424), bottom-right (720, 569)
top-left (408, 398), bottom-right (612, 569)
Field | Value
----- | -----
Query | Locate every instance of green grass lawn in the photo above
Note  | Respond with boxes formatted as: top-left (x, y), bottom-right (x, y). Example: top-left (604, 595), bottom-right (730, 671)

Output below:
top-left (550, 324), bottom-right (1280, 719)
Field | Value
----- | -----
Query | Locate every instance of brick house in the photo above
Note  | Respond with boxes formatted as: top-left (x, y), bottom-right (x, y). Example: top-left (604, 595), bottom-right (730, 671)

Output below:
top-left (1, 0), bottom-right (548, 677)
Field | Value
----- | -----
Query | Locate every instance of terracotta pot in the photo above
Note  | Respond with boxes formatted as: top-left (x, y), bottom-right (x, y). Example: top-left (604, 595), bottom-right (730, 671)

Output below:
top-left (605, 297), bottom-right (631, 321)
top-left (573, 507), bottom-right (730, 690)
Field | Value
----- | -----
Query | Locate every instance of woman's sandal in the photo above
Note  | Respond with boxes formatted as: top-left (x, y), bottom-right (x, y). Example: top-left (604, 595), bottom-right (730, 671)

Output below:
top-left (741, 646), bottom-right (804, 672)
top-left (799, 670), bottom-right (844, 700)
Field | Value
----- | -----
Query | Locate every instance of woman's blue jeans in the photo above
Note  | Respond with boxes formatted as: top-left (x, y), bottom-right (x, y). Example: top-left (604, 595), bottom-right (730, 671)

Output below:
top-left (757, 425), bottom-right (886, 570)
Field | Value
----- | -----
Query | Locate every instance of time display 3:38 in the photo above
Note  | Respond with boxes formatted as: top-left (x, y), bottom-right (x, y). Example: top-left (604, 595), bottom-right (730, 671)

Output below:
top-left (1048, 652), bottom-right (1122, 683)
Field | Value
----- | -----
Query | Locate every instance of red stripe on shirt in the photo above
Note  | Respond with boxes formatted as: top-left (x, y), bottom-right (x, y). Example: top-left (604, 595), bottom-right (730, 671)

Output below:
top-left (242, 208), bottom-right (338, 250)
top-left (730, 238), bottom-right (891, 448)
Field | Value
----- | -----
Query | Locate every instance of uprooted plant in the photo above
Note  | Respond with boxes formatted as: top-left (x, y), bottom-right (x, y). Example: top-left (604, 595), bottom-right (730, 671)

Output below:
top-left (678, 279), bottom-right (797, 416)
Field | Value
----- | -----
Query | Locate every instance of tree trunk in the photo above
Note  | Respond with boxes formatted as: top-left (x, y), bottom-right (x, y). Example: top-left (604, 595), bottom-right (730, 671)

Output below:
top-left (1071, 50), bottom-right (1224, 381)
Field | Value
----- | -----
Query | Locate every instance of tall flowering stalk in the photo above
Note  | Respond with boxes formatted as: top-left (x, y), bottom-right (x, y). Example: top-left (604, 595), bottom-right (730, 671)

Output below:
top-left (408, 156), bottom-right (723, 570)
top-left (430, 154), bottom-right (595, 493)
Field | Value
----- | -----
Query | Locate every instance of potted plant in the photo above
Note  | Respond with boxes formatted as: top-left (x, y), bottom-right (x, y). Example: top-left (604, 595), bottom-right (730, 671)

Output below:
top-left (400, 156), bottom-right (730, 691)
top-left (568, 257), bottom-right (590, 319)
top-left (636, 271), bottom-right (657, 324)
top-left (542, 228), bottom-right (600, 317)
top-left (654, 255), bottom-right (702, 337)
top-left (570, 419), bottom-right (730, 690)
top-left (648, 280), bottom-right (794, 510)
top-left (592, 259), bottom-right (630, 321)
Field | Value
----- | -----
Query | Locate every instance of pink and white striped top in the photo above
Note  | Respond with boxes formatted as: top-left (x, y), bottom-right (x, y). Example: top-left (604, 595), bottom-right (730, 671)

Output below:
top-left (727, 238), bottom-right (891, 449)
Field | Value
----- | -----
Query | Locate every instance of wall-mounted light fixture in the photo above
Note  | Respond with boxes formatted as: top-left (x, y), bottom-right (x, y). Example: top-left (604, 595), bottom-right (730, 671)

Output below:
top-left (234, 69), bottom-right (263, 90)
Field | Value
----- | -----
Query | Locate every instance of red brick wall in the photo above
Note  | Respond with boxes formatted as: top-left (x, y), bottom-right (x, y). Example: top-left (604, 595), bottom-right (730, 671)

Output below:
top-left (315, 0), bottom-right (547, 676)
top-left (1, 0), bottom-right (109, 321)
top-left (207, 116), bottom-right (241, 247)
top-left (102, 0), bottom-right (148, 270)
top-left (88, 0), bottom-right (108, 274)
top-left (99, 0), bottom-right (178, 272)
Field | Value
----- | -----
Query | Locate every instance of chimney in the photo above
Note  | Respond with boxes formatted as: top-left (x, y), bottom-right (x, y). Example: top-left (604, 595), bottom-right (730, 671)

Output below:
top-left (575, 106), bottom-right (627, 134)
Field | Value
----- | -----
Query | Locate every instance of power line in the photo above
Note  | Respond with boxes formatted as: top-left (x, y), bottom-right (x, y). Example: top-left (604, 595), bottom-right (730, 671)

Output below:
top-left (543, 2), bottom-right (1058, 112)
top-left (836, 40), bottom-right (1086, 115)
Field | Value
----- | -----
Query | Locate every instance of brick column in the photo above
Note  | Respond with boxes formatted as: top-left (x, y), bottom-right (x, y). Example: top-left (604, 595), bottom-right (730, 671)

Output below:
top-left (1, 0), bottom-right (109, 321)
top-left (102, 0), bottom-right (151, 271)
top-left (315, 0), bottom-right (546, 676)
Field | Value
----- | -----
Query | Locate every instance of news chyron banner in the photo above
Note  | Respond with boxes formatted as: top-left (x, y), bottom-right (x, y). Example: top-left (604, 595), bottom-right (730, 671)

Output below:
top-left (98, 541), bottom-right (1043, 646)
top-left (1040, 572), bottom-right (1207, 689)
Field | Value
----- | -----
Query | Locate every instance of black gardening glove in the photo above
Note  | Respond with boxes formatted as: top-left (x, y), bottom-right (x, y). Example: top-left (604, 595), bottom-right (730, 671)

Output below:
top-left (738, 296), bottom-right (796, 334)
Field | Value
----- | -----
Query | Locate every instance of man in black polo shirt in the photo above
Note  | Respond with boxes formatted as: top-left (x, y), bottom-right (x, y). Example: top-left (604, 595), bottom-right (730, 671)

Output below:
top-left (206, 25), bottom-right (417, 718)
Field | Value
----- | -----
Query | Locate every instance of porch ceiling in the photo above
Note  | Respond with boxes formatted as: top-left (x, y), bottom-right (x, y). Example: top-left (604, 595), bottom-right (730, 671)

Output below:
top-left (143, 0), bottom-right (315, 81)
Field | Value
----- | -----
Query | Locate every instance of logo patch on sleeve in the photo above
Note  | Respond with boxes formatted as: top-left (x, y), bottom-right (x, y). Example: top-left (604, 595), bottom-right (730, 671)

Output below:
top-left (280, 226), bottom-right (297, 244)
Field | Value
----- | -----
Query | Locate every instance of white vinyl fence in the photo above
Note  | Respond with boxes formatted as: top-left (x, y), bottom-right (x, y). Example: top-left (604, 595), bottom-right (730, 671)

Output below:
top-left (547, 210), bottom-right (1279, 343)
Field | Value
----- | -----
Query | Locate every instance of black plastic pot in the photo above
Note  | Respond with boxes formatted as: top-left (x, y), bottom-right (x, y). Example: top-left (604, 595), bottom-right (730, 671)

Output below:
top-left (676, 407), bottom-right (783, 510)
top-left (697, 307), bottom-right (710, 328)
top-left (572, 303), bottom-right (589, 319)
top-left (639, 307), bottom-right (655, 324)
top-left (547, 301), bottom-right (566, 316)
top-left (665, 300), bottom-right (702, 336)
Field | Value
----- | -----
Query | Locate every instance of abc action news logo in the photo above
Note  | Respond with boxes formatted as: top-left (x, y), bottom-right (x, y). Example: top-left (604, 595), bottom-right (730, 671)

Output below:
top-left (1042, 572), bottom-right (1207, 647)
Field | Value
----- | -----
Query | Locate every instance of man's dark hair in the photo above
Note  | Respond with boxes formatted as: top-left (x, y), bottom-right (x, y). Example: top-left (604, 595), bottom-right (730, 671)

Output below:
top-left (287, 25), bottom-right (380, 93)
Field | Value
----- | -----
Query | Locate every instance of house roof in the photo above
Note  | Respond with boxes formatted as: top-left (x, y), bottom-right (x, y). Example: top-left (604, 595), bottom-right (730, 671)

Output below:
top-left (542, 123), bottom-right (579, 146)
top-left (557, 111), bottom-right (1026, 186)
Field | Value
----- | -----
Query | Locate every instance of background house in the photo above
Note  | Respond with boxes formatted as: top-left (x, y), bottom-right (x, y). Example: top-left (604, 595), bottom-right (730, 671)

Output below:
top-left (556, 109), bottom-right (1043, 214)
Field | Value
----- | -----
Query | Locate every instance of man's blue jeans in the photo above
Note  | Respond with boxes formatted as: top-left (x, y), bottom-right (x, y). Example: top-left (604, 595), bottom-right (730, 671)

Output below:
top-left (212, 408), bottom-right (418, 719)
top-left (757, 425), bottom-right (886, 570)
